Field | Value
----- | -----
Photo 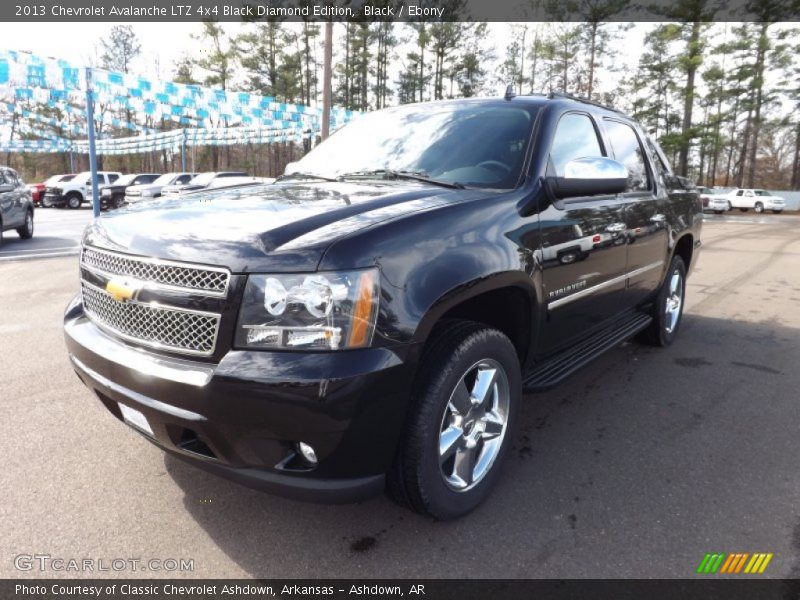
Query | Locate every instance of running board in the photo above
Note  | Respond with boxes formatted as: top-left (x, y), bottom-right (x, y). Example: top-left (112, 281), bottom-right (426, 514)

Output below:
top-left (522, 311), bottom-right (653, 392)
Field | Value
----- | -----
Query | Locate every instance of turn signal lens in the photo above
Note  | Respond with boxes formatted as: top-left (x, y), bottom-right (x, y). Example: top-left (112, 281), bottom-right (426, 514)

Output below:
top-left (348, 270), bottom-right (378, 348)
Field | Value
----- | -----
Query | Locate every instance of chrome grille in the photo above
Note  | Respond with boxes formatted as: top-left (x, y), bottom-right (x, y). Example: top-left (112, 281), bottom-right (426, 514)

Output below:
top-left (81, 247), bottom-right (229, 296)
top-left (81, 281), bottom-right (220, 356)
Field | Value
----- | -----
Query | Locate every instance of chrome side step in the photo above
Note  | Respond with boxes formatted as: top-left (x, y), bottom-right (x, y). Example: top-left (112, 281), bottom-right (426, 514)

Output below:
top-left (522, 311), bottom-right (652, 392)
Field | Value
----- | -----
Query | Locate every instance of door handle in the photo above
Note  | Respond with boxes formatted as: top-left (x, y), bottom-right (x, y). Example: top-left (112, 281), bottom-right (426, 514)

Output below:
top-left (605, 223), bottom-right (627, 233)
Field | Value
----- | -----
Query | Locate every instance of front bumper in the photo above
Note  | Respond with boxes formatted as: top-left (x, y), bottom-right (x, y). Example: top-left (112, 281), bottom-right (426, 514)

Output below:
top-left (64, 295), bottom-right (417, 503)
top-left (43, 193), bottom-right (67, 206)
top-left (706, 199), bottom-right (729, 211)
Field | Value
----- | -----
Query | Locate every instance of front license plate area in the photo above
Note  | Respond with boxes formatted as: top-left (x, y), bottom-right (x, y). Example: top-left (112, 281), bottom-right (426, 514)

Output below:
top-left (118, 403), bottom-right (154, 436)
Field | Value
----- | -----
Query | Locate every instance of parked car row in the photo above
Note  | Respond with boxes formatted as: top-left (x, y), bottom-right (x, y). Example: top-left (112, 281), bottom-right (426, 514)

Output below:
top-left (699, 186), bottom-right (787, 214)
top-left (32, 170), bottom-right (268, 211)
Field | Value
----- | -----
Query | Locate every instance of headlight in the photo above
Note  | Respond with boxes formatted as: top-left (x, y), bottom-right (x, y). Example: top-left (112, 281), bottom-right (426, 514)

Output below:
top-left (235, 268), bottom-right (379, 350)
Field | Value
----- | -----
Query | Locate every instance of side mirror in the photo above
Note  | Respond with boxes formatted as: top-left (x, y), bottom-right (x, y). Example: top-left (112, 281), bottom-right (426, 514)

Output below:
top-left (551, 157), bottom-right (628, 199)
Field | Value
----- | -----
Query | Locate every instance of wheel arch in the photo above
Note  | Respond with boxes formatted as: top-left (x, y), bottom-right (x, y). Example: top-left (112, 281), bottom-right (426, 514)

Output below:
top-left (411, 272), bottom-right (539, 368)
top-left (672, 232), bottom-right (695, 273)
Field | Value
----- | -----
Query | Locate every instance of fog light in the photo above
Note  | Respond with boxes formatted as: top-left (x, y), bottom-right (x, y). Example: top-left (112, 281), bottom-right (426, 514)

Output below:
top-left (297, 442), bottom-right (317, 465)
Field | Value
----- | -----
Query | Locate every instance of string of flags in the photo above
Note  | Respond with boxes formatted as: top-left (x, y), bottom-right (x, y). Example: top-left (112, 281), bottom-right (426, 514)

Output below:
top-left (0, 49), bottom-right (358, 155)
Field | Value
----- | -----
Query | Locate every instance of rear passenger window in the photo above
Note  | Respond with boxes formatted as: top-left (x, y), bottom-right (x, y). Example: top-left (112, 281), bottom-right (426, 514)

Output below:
top-left (604, 120), bottom-right (650, 192)
top-left (550, 113), bottom-right (604, 177)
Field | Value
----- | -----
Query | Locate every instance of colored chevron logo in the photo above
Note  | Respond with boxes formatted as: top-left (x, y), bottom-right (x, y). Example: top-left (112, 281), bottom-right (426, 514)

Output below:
top-left (696, 552), bottom-right (773, 574)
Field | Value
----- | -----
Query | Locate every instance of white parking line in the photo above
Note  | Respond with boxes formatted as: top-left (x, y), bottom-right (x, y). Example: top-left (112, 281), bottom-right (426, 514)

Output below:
top-left (0, 245), bottom-right (76, 254)
top-left (0, 249), bottom-right (79, 261)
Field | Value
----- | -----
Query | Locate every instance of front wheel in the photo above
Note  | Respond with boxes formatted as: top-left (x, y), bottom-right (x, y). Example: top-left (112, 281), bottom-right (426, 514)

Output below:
top-left (754, 202), bottom-right (764, 214)
top-left (66, 193), bottom-right (82, 209)
top-left (16, 210), bottom-right (33, 239)
top-left (641, 255), bottom-right (686, 347)
top-left (42, 195), bottom-right (53, 208)
top-left (387, 321), bottom-right (520, 520)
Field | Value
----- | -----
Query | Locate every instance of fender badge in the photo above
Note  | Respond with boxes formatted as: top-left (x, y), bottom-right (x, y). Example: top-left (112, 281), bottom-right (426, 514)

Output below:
top-left (105, 277), bottom-right (141, 302)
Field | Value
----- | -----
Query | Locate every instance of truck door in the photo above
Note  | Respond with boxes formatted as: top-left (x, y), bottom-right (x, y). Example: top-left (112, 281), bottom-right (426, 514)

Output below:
top-left (2, 169), bottom-right (24, 227)
top-left (601, 119), bottom-right (669, 306)
top-left (537, 111), bottom-right (629, 353)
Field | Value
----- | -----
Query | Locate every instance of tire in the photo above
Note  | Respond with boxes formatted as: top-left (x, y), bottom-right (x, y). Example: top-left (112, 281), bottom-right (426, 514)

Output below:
top-left (66, 193), bottom-right (82, 209)
top-left (773, 210), bottom-right (782, 214)
top-left (42, 195), bottom-right (53, 208)
top-left (754, 202), bottom-right (764, 214)
top-left (641, 255), bottom-right (686, 347)
top-left (387, 320), bottom-right (521, 520)
top-left (16, 210), bottom-right (33, 239)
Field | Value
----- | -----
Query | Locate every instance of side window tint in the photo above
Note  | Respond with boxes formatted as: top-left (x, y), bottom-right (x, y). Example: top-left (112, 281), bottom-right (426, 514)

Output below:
top-left (604, 120), bottom-right (650, 192)
top-left (178, 175), bottom-right (191, 184)
top-left (108, 174), bottom-right (119, 183)
top-left (550, 113), bottom-right (603, 177)
top-left (5, 170), bottom-right (18, 185)
top-left (0, 171), bottom-right (6, 185)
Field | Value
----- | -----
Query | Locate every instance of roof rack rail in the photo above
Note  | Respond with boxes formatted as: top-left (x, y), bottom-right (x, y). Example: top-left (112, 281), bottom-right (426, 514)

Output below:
top-left (546, 91), bottom-right (625, 114)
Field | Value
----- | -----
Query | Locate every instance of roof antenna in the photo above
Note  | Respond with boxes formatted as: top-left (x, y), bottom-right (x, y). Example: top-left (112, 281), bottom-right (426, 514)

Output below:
top-left (504, 84), bottom-right (516, 101)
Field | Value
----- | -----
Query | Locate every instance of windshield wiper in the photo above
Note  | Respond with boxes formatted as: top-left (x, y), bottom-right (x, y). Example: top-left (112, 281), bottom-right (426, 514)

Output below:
top-left (277, 172), bottom-right (337, 182)
top-left (337, 169), bottom-right (465, 189)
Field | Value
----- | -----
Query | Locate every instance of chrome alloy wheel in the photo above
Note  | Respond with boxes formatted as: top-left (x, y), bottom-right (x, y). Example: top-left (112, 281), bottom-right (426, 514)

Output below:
top-left (664, 269), bottom-right (684, 334)
top-left (438, 359), bottom-right (510, 492)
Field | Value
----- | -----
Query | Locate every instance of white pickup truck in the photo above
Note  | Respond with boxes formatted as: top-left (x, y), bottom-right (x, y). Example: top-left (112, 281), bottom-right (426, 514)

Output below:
top-left (43, 171), bottom-right (122, 209)
top-left (724, 188), bottom-right (786, 214)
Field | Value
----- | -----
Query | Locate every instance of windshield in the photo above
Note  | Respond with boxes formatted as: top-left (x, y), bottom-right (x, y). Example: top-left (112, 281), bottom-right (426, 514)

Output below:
top-left (114, 174), bottom-right (138, 186)
top-left (152, 173), bottom-right (178, 185)
top-left (45, 174), bottom-right (74, 185)
top-left (289, 102), bottom-right (538, 189)
top-left (754, 190), bottom-right (771, 196)
top-left (189, 172), bottom-right (216, 186)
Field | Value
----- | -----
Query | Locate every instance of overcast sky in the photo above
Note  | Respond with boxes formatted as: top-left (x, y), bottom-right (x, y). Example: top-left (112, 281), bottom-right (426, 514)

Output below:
top-left (0, 22), bottom-right (650, 101)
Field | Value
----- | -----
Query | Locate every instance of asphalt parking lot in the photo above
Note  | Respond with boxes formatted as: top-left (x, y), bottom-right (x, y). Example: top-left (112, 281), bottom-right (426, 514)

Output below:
top-left (2, 213), bottom-right (799, 579)
top-left (0, 206), bottom-right (91, 261)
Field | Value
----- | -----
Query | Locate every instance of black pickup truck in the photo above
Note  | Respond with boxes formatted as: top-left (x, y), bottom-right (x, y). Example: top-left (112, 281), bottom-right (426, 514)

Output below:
top-left (64, 94), bottom-right (701, 520)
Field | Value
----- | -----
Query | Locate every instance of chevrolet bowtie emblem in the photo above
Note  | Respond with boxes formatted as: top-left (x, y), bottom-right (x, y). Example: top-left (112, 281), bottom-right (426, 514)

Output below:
top-left (105, 277), bottom-right (141, 302)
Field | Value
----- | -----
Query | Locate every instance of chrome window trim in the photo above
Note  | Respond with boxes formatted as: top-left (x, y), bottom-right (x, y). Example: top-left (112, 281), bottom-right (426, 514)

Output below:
top-left (548, 260), bottom-right (664, 310)
top-left (81, 245), bottom-right (231, 298)
top-left (80, 280), bottom-right (221, 357)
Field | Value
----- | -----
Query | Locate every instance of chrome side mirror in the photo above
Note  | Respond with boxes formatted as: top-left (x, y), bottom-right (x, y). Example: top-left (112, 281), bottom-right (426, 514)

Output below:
top-left (552, 157), bottom-right (628, 199)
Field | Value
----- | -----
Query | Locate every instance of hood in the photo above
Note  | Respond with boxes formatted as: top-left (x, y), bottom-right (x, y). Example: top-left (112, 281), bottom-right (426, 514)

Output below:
top-left (83, 180), bottom-right (479, 272)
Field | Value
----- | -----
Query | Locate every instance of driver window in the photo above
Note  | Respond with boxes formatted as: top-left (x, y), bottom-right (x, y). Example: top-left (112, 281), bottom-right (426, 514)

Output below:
top-left (550, 113), bottom-right (603, 177)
